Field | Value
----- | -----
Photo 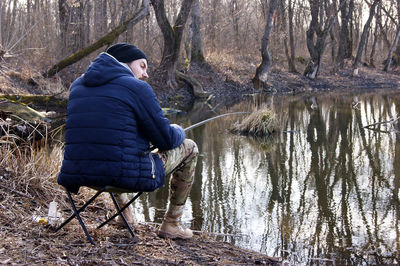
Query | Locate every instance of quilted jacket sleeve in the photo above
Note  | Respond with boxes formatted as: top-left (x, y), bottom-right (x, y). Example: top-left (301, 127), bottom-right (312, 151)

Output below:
top-left (129, 81), bottom-right (185, 151)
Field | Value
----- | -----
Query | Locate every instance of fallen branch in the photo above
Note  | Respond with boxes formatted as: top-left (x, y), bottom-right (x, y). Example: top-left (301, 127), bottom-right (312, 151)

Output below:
top-left (0, 183), bottom-right (33, 199)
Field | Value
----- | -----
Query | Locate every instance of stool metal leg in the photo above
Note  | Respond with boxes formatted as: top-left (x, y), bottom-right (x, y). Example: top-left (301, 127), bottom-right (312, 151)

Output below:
top-left (98, 192), bottom-right (143, 229)
top-left (108, 192), bottom-right (136, 239)
top-left (56, 187), bottom-right (106, 233)
top-left (65, 190), bottom-right (95, 245)
top-left (57, 187), bottom-right (143, 245)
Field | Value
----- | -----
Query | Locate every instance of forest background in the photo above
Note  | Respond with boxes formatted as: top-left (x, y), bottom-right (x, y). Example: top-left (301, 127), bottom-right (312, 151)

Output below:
top-left (1, 0), bottom-right (400, 108)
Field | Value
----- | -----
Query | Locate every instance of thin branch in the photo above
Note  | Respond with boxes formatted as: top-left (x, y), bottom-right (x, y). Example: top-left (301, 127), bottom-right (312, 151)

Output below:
top-left (0, 183), bottom-right (34, 199)
top-left (379, 2), bottom-right (398, 26)
top-left (8, 20), bottom-right (41, 52)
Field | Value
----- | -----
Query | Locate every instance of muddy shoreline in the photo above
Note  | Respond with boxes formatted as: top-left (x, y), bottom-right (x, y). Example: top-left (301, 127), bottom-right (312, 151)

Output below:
top-left (151, 63), bottom-right (400, 113)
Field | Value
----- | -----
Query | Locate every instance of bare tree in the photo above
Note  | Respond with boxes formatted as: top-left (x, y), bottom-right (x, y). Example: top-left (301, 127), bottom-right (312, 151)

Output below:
top-left (94, 0), bottom-right (108, 40)
top-left (336, 0), bottom-right (354, 70)
top-left (285, 0), bottom-right (297, 73)
top-left (383, 26), bottom-right (400, 71)
top-left (383, 0), bottom-right (400, 71)
top-left (209, 0), bottom-right (218, 51)
top-left (327, 0), bottom-right (338, 68)
top-left (230, 0), bottom-right (241, 50)
top-left (58, 0), bottom-right (68, 53)
top-left (191, 0), bottom-right (205, 63)
top-left (304, 0), bottom-right (339, 79)
top-left (44, 0), bottom-right (150, 77)
top-left (58, 0), bottom-right (86, 54)
top-left (0, 0), bottom-right (3, 53)
top-left (150, 0), bottom-right (194, 89)
top-left (353, 0), bottom-right (381, 76)
top-left (369, 6), bottom-right (380, 67)
top-left (252, 0), bottom-right (278, 90)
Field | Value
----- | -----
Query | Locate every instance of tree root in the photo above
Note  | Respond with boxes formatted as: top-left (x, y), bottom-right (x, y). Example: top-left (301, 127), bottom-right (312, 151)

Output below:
top-left (175, 70), bottom-right (210, 98)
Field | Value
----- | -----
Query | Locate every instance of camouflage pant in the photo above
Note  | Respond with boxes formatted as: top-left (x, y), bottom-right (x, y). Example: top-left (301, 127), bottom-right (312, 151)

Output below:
top-left (117, 139), bottom-right (198, 221)
top-left (157, 138), bottom-right (198, 206)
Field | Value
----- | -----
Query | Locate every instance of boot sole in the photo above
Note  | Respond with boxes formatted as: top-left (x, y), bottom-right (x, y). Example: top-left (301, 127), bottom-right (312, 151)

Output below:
top-left (157, 230), bottom-right (192, 240)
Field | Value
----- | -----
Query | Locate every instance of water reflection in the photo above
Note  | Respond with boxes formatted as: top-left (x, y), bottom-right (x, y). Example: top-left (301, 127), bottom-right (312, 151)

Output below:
top-left (137, 91), bottom-right (400, 264)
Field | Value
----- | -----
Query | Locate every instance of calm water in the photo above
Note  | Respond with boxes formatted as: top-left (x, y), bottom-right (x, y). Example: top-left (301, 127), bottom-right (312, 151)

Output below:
top-left (133, 91), bottom-right (400, 264)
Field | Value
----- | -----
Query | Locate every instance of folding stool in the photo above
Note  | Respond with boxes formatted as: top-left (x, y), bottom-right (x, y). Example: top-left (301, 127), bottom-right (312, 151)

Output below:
top-left (56, 186), bottom-right (143, 245)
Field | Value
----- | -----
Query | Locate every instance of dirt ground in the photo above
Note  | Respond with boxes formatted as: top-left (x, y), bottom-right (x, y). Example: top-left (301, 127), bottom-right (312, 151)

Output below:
top-left (0, 167), bottom-right (279, 265)
top-left (1, 58), bottom-right (400, 265)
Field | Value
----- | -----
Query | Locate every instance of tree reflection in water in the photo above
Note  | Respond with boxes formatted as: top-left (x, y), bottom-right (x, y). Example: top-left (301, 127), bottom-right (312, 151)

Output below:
top-left (136, 91), bottom-right (400, 264)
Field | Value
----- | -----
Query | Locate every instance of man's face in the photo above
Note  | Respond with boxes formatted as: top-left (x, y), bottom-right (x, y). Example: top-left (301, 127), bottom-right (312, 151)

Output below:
top-left (128, 59), bottom-right (149, 81)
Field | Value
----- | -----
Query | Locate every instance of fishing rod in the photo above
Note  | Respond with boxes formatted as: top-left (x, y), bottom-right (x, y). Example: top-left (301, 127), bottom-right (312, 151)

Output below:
top-left (183, 111), bottom-right (250, 132)
top-left (145, 111), bottom-right (250, 154)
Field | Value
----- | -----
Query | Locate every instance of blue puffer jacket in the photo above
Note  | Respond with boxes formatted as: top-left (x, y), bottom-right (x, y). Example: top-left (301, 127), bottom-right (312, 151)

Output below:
top-left (58, 53), bottom-right (185, 194)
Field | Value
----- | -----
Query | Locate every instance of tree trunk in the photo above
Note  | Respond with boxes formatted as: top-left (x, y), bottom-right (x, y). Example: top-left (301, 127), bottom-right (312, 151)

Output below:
top-left (281, 0), bottom-right (295, 72)
top-left (209, 0), bottom-right (217, 51)
top-left (252, 0), bottom-right (278, 90)
top-left (43, 0), bottom-right (150, 78)
top-left (184, 19), bottom-right (192, 66)
top-left (327, 0), bottom-right (337, 70)
top-left (369, 11), bottom-right (380, 67)
top-left (287, 0), bottom-right (297, 73)
top-left (85, 1), bottom-right (91, 46)
top-left (304, 0), bottom-right (339, 79)
top-left (58, 0), bottom-right (86, 54)
top-left (151, 0), bottom-right (194, 89)
top-left (58, 0), bottom-right (68, 55)
top-left (336, 0), bottom-right (354, 70)
top-left (74, 0), bottom-right (85, 51)
top-left (191, 0), bottom-right (205, 63)
top-left (94, 0), bottom-right (108, 40)
top-left (383, 25), bottom-right (400, 72)
top-left (0, 1), bottom-right (3, 47)
top-left (26, 0), bottom-right (31, 32)
top-left (378, 19), bottom-right (392, 50)
top-left (230, 0), bottom-right (240, 50)
top-left (346, 0), bottom-right (354, 59)
top-left (145, 14), bottom-right (150, 48)
top-left (304, 0), bottom-right (320, 79)
top-left (352, 0), bottom-right (380, 76)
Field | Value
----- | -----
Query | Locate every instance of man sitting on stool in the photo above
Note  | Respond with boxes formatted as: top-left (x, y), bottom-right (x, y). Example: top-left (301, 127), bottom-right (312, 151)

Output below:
top-left (58, 43), bottom-right (198, 239)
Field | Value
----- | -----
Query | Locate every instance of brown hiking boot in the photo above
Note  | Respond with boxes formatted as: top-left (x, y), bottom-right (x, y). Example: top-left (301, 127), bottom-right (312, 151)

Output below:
top-left (157, 204), bottom-right (193, 239)
top-left (158, 220), bottom-right (193, 239)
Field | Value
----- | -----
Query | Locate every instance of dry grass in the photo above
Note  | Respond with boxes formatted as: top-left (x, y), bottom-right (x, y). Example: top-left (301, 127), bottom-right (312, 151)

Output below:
top-left (0, 60), bottom-right (67, 95)
top-left (0, 120), bottom-right (64, 202)
top-left (205, 50), bottom-right (259, 84)
top-left (231, 108), bottom-right (279, 137)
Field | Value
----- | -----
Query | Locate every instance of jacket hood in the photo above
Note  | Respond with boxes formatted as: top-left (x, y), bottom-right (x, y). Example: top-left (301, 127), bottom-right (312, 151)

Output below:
top-left (82, 53), bottom-right (134, 87)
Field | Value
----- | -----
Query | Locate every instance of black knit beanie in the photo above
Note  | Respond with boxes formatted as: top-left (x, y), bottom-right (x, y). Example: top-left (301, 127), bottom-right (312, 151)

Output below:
top-left (106, 43), bottom-right (147, 63)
